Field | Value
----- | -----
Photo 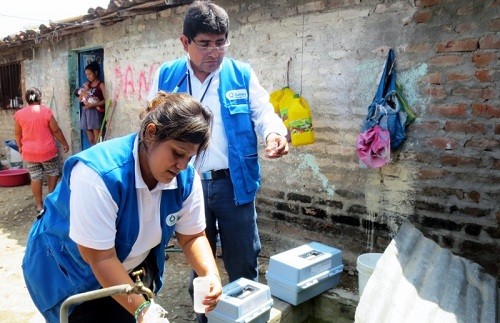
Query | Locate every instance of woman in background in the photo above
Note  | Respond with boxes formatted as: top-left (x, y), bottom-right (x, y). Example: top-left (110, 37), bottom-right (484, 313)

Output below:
top-left (14, 87), bottom-right (69, 216)
top-left (79, 61), bottom-right (106, 146)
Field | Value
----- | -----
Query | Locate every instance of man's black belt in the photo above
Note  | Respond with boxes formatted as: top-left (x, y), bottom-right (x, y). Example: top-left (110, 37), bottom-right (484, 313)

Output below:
top-left (201, 169), bottom-right (230, 180)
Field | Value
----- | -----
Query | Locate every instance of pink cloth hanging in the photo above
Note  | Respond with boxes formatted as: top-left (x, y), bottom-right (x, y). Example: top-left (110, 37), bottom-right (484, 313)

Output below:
top-left (356, 125), bottom-right (391, 168)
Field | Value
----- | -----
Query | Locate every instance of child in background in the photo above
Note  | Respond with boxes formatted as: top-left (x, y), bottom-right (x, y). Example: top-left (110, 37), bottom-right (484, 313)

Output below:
top-left (74, 85), bottom-right (99, 105)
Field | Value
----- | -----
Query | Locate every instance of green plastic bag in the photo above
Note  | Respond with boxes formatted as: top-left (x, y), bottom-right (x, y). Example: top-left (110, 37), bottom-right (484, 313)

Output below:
top-left (395, 81), bottom-right (416, 125)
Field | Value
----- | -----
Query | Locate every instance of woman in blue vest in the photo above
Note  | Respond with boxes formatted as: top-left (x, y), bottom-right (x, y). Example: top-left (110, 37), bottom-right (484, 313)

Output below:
top-left (148, 2), bottom-right (289, 322)
top-left (22, 92), bottom-right (222, 322)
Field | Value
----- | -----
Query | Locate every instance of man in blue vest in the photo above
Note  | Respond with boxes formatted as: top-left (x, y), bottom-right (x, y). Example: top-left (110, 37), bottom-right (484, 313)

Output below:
top-left (148, 1), bottom-right (288, 322)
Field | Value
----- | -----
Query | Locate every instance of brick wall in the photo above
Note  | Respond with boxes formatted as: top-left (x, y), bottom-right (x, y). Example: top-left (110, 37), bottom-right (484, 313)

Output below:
top-left (0, 0), bottom-right (498, 282)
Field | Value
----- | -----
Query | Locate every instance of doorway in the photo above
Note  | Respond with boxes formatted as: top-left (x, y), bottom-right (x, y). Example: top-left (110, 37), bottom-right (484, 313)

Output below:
top-left (77, 49), bottom-right (104, 150)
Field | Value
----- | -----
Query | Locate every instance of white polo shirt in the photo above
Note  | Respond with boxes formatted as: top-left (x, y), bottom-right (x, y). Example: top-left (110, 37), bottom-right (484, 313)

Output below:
top-left (69, 137), bottom-right (206, 271)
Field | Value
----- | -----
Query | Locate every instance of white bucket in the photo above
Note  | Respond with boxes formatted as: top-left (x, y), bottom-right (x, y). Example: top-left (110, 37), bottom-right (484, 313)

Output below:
top-left (356, 253), bottom-right (382, 297)
top-left (8, 147), bottom-right (22, 163)
top-left (7, 147), bottom-right (22, 168)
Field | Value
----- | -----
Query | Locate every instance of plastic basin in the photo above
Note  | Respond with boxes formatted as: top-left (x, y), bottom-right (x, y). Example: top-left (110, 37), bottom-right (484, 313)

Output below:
top-left (0, 169), bottom-right (30, 187)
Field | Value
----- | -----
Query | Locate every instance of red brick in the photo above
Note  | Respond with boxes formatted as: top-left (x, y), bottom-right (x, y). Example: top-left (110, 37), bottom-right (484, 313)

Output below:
top-left (464, 139), bottom-right (498, 151)
top-left (414, 152), bottom-right (439, 163)
top-left (425, 86), bottom-right (446, 99)
top-left (418, 168), bottom-right (448, 179)
top-left (491, 18), bottom-right (500, 32)
top-left (475, 69), bottom-right (493, 82)
top-left (426, 187), bottom-right (465, 199)
top-left (414, 10), bottom-right (432, 23)
top-left (486, 215), bottom-right (500, 238)
top-left (447, 72), bottom-right (471, 82)
top-left (403, 43), bottom-right (431, 53)
top-left (467, 191), bottom-right (481, 203)
top-left (416, 0), bottom-right (438, 7)
top-left (444, 121), bottom-right (485, 134)
top-left (455, 23), bottom-right (478, 34)
top-left (437, 39), bottom-right (478, 52)
top-left (441, 155), bottom-right (481, 167)
top-left (452, 87), bottom-right (495, 100)
top-left (411, 122), bottom-right (442, 133)
top-left (421, 72), bottom-right (442, 84)
top-left (479, 34), bottom-right (500, 49)
top-left (472, 103), bottom-right (500, 118)
top-left (472, 52), bottom-right (496, 67)
top-left (428, 137), bottom-right (458, 149)
top-left (494, 159), bottom-right (500, 170)
top-left (461, 241), bottom-right (499, 275)
top-left (428, 104), bottom-right (466, 117)
top-left (457, 6), bottom-right (475, 16)
top-left (429, 55), bottom-right (464, 66)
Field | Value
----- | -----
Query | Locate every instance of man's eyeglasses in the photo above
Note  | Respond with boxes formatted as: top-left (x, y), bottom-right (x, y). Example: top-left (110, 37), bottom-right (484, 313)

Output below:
top-left (190, 39), bottom-right (230, 53)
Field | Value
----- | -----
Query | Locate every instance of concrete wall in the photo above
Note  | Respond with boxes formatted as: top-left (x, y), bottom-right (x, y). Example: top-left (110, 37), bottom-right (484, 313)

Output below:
top-left (0, 0), bottom-right (498, 282)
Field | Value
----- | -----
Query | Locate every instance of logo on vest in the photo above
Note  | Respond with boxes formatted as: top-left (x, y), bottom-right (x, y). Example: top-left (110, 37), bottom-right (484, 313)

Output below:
top-left (226, 89), bottom-right (248, 100)
top-left (166, 212), bottom-right (179, 226)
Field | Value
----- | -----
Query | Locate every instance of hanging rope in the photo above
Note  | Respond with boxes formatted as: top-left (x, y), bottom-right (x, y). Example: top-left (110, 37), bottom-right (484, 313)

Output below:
top-left (300, 0), bottom-right (306, 95)
top-left (286, 57), bottom-right (292, 87)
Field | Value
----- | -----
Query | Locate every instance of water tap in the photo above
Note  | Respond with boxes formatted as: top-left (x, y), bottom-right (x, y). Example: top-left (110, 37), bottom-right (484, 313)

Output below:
top-left (131, 268), bottom-right (154, 300)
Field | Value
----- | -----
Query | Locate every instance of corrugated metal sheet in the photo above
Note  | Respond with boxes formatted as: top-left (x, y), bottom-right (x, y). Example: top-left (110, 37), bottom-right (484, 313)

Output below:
top-left (355, 221), bottom-right (497, 323)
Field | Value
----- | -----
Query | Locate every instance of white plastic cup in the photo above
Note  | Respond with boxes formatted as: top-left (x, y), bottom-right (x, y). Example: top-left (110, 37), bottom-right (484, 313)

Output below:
top-left (356, 253), bottom-right (382, 297)
top-left (193, 276), bottom-right (211, 313)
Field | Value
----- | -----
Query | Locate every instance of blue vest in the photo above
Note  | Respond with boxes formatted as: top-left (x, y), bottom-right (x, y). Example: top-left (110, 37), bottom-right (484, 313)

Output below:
top-left (22, 133), bottom-right (194, 322)
top-left (156, 57), bottom-right (260, 205)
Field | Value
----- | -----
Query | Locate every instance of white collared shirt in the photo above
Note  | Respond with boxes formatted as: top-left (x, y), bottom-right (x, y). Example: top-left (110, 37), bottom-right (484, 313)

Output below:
top-left (69, 136), bottom-right (205, 271)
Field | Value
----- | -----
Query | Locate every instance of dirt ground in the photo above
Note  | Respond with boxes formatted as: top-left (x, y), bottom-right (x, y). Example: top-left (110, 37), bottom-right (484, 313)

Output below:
top-left (0, 182), bottom-right (232, 323)
top-left (0, 180), bottom-right (358, 323)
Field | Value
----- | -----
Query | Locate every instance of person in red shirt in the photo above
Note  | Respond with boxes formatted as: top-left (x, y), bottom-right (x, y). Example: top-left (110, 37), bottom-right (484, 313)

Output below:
top-left (14, 87), bottom-right (69, 216)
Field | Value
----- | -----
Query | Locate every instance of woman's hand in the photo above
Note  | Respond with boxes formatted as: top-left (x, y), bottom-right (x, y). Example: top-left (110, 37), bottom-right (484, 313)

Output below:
top-left (176, 231), bottom-right (223, 312)
top-left (77, 245), bottom-right (148, 317)
top-left (203, 273), bottom-right (222, 313)
top-left (139, 302), bottom-right (170, 323)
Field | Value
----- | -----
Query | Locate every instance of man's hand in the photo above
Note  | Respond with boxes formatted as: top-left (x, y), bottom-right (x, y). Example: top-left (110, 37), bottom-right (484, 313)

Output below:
top-left (265, 133), bottom-right (289, 158)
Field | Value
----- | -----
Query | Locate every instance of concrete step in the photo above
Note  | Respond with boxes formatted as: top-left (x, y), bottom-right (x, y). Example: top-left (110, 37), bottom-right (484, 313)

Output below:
top-left (268, 287), bottom-right (358, 323)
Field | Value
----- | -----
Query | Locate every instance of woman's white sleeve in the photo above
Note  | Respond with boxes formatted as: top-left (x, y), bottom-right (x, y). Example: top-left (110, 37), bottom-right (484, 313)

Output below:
top-left (69, 162), bottom-right (119, 250)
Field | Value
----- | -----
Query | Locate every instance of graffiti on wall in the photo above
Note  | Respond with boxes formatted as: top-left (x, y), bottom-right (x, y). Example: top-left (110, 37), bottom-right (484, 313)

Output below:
top-left (112, 63), bottom-right (161, 101)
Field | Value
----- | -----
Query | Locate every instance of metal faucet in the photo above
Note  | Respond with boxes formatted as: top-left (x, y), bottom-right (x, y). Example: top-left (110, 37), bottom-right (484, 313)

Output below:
top-left (130, 268), bottom-right (155, 299)
top-left (60, 269), bottom-right (154, 323)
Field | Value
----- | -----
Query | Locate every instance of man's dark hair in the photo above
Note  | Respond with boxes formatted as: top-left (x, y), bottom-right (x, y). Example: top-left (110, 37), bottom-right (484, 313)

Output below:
top-left (183, 1), bottom-right (229, 40)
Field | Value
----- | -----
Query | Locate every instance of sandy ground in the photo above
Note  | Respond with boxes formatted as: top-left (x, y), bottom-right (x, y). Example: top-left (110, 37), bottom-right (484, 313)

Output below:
top-left (0, 181), bottom-right (358, 323)
top-left (0, 184), bottom-right (41, 322)
top-left (0, 183), bottom-right (231, 323)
